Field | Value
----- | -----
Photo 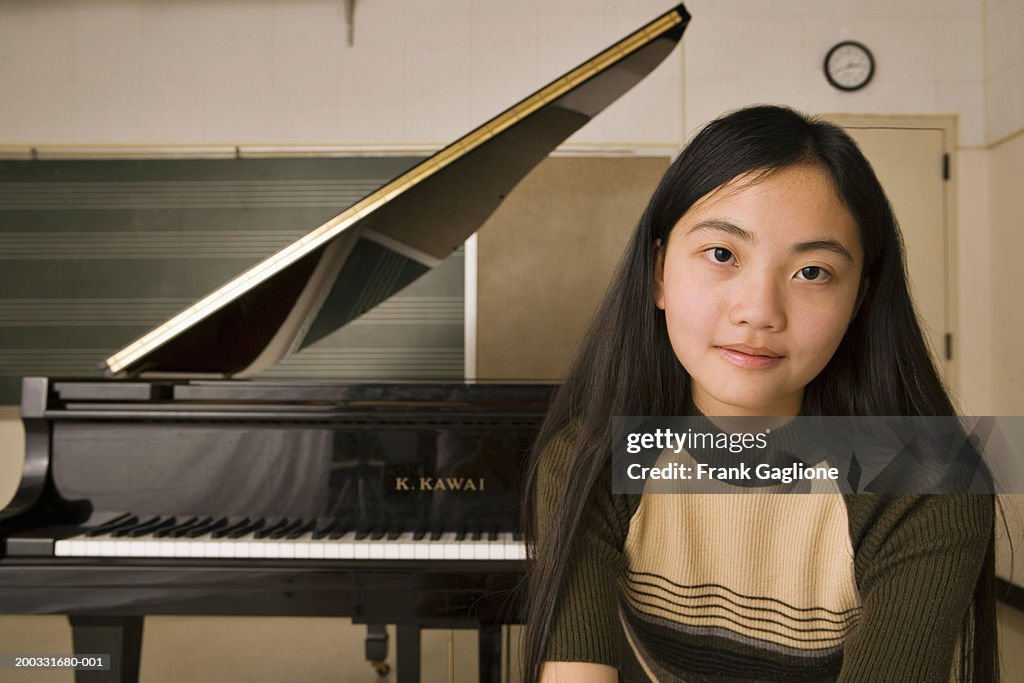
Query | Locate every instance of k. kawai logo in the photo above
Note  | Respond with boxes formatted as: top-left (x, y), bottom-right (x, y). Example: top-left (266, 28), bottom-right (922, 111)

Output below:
top-left (393, 476), bottom-right (486, 492)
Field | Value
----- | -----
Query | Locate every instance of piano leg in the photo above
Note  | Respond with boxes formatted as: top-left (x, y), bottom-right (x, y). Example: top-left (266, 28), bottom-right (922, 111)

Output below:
top-left (395, 623), bottom-right (420, 683)
top-left (68, 615), bottom-right (143, 683)
top-left (479, 624), bottom-right (501, 683)
top-left (364, 623), bottom-right (390, 676)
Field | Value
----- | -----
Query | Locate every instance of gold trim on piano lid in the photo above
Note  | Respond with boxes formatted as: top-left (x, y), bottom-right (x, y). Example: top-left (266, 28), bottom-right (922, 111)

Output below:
top-left (103, 8), bottom-right (685, 377)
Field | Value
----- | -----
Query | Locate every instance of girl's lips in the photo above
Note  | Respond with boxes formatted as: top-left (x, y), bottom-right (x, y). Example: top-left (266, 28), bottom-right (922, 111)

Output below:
top-left (715, 346), bottom-right (784, 369)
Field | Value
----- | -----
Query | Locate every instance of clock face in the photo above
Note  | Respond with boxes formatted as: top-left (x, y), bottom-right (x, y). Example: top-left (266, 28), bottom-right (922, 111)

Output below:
top-left (824, 41), bottom-right (874, 91)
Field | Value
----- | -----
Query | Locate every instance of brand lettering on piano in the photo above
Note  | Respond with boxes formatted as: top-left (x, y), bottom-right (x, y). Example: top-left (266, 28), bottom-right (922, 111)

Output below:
top-left (393, 477), bottom-right (485, 491)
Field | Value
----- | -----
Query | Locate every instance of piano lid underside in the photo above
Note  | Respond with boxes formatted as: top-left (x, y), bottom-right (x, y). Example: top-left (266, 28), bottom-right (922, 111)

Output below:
top-left (106, 7), bottom-right (689, 378)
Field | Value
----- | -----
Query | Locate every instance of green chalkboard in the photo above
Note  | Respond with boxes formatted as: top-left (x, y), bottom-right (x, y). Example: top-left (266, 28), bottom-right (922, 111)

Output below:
top-left (0, 157), bottom-right (465, 404)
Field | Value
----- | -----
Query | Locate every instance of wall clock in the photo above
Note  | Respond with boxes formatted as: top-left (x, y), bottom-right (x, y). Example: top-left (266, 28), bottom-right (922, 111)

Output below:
top-left (824, 41), bottom-right (875, 91)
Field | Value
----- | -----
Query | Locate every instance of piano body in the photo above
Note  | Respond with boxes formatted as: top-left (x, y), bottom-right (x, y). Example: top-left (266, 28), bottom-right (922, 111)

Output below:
top-left (0, 6), bottom-right (689, 682)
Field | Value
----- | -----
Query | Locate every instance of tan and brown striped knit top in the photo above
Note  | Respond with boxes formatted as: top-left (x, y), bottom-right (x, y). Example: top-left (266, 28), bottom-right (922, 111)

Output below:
top-left (536, 429), bottom-right (993, 682)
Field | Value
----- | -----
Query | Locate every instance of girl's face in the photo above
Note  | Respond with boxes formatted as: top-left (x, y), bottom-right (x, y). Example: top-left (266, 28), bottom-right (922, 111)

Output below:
top-left (654, 164), bottom-right (864, 416)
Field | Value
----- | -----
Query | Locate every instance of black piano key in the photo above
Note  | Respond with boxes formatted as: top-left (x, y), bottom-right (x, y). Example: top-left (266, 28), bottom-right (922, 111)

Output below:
top-left (131, 516), bottom-right (177, 537)
top-left (255, 517), bottom-right (288, 539)
top-left (84, 516), bottom-right (134, 536)
top-left (212, 517), bottom-right (250, 539)
top-left (111, 515), bottom-right (161, 537)
top-left (122, 518), bottom-right (175, 540)
top-left (412, 525), bottom-right (428, 541)
top-left (487, 525), bottom-right (499, 542)
top-left (429, 525), bottom-right (443, 542)
top-left (167, 516), bottom-right (210, 538)
top-left (369, 522), bottom-right (388, 541)
top-left (311, 518), bottom-right (337, 540)
top-left (86, 514), bottom-right (138, 537)
top-left (227, 517), bottom-right (265, 539)
top-left (468, 520), bottom-right (482, 542)
top-left (270, 518), bottom-right (304, 540)
top-left (186, 517), bottom-right (228, 538)
top-left (328, 520), bottom-right (353, 540)
top-left (354, 520), bottom-right (373, 541)
top-left (286, 519), bottom-right (316, 540)
top-left (153, 516), bottom-right (196, 538)
top-left (513, 530), bottom-right (524, 541)
top-left (455, 524), bottom-right (467, 542)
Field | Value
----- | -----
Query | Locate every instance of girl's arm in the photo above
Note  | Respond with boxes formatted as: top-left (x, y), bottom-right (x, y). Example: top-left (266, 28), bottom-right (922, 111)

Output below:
top-left (839, 493), bottom-right (993, 681)
top-left (539, 662), bottom-right (618, 682)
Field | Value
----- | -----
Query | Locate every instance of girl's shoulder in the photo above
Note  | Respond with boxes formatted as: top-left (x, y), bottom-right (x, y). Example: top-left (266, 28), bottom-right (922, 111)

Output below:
top-left (842, 493), bottom-right (994, 555)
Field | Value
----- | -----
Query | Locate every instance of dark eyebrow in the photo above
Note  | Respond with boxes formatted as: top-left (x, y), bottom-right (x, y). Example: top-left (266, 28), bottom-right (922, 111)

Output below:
top-left (686, 220), bottom-right (855, 264)
top-left (686, 220), bottom-right (754, 243)
top-left (793, 240), bottom-right (855, 263)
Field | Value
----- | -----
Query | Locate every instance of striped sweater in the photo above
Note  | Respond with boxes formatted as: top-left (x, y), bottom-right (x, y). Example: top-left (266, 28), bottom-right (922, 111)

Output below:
top-left (536, 430), bottom-right (993, 682)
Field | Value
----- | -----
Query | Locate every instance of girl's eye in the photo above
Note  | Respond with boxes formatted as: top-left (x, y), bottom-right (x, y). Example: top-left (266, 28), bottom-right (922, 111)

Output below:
top-left (797, 266), bottom-right (831, 281)
top-left (705, 247), bottom-right (734, 264)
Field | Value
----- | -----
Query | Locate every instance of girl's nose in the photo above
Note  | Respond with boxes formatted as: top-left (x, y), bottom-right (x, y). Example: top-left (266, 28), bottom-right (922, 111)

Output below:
top-left (728, 272), bottom-right (787, 331)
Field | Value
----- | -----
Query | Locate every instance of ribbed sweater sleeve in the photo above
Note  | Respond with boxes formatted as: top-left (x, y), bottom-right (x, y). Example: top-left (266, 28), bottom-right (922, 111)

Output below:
top-left (839, 493), bottom-right (993, 682)
top-left (536, 430), bottom-right (633, 666)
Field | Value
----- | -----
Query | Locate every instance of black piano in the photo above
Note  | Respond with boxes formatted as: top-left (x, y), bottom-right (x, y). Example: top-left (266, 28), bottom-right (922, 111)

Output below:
top-left (0, 6), bottom-right (689, 682)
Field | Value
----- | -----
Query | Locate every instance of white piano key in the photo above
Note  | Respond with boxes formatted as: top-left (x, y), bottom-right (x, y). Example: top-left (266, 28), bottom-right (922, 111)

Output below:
top-left (441, 532), bottom-right (460, 560)
top-left (335, 532), bottom-right (356, 559)
top-left (202, 538), bottom-right (221, 559)
top-left (396, 532), bottom-right (417, 560)
top-left (51, 527), bottom-right (528, 562)
top-left (473, 541), bottom-right (490, 560)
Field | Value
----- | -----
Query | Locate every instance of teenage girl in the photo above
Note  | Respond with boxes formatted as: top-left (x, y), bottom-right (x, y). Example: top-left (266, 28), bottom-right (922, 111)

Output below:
top-left (522, 105), bottom-right (998, 682)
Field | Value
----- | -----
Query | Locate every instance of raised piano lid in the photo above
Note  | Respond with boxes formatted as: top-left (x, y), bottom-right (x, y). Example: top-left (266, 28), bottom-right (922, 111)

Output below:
top-left (102, 4), bottom-right (690, 379)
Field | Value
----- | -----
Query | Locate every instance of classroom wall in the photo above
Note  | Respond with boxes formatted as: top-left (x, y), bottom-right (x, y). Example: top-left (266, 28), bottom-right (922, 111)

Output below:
top-left (0, 0), bottom-right (990, 149)
top-left (2, 0), bottom-right (1024, 680)
top-left (0, 0), bottom-right (1001, 410)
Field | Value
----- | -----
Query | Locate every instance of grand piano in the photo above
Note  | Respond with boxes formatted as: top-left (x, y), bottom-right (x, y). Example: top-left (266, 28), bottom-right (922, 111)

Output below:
top-left (0, 6), bottom-right (690, 682)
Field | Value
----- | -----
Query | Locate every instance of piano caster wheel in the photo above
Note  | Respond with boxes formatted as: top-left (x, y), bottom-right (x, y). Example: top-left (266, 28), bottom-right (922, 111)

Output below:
top-left (371, 660), bottom-right (390, 676)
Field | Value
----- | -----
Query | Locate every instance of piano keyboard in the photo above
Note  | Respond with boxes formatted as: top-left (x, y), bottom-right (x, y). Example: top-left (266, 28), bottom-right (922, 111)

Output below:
top-left (43, 513), bottom-right (527, 561)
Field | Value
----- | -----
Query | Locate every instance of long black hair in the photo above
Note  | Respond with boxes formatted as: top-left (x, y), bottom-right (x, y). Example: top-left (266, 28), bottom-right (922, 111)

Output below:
top-left (520, 105), bottom-right (998, 682)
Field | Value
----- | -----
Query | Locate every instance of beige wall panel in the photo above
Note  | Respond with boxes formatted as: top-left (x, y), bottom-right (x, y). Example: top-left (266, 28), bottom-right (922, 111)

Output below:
top-left (0, 408), bottom-right (24, 510)
top-left (955, 149), bottom-right (993, 416)
top-left (990, 132), bottom-right (1024, 415)
top-left (476, 156), bottom-right (670, 381)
